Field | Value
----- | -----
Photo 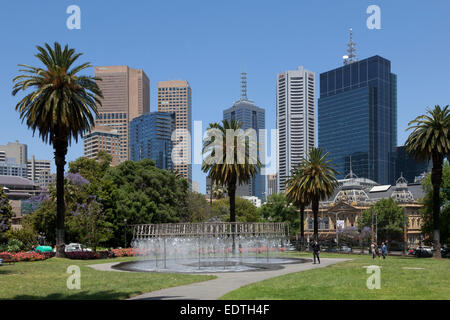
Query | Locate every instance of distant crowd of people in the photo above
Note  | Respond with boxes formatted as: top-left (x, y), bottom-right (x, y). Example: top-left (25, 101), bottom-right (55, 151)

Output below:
top-left (308, 240), bottom-right (389, 264)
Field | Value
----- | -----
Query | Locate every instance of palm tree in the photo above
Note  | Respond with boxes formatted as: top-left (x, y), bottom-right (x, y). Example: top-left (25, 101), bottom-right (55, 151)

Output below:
top-left (12, 42), bottom-right (102, 257)
top-left (202, 120), bottom-right (261, 224)
top-left (405, 105), bottom-right (450, 258)
top-left (285, 165), bottom-right (310, 250)
top-left (296, 148), bottom-right (338, 241)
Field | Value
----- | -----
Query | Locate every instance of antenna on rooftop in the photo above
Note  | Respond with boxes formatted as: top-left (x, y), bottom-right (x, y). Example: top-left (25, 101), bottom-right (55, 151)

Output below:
top-left (343, 28), bottom-right (358, 65)
top-left (240, 72), bottom-right (248, 100)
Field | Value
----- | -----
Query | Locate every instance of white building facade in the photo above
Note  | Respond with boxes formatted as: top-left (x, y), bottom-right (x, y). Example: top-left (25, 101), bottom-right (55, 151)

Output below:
top-left (276, 66), bottom-right (315, 193)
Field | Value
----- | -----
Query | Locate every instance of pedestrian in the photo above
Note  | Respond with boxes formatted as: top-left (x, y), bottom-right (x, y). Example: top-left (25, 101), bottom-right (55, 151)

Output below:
top-left (312, 240), bottom-right (321, 264)
top-left (374, 243), bottom-right (380, 259)
top-left (381, 242), bottom-right (387, 259)
top-left (371, 242), bottom-right (376, 259)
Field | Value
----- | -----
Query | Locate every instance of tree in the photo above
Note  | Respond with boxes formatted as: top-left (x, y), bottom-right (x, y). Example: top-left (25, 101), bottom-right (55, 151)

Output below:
top-left (0, 188), bottom-right (13, 244)
top-left (212, 197), bottom-right (260, 222)
top-left (186, 191), bottom-right (210, 222)
top-left (68, 195), bottom-right (112, 251)
top-left (295, 148), bottom-right (338, 241)
top-left (68, 151), bottom-right (112, 184)
top-left (358, 198), bottom-right (404, 243)
top-left (202, 120), bottom-right (261, 224)
top-left (12, 43), bottom-right (102, 257)
top-left (101, 159), bottom-right (189, 247)
top-left (405, 105), bottom-right (450, 258)
top-left (259, 193), bottom-right (298, 236)
top-left (285, 165), bottom-right (311, 248)
top-left (420, 161), bottom-right (450, 246)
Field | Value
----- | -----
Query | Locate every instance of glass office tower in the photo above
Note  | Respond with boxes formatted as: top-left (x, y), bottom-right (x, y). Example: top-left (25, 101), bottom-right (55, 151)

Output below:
top-left (129, 112), bottom-right (175, 170)
top-left (223, 73), bottom-right (266, 201)
top-left (318, 55), bottom-right (397, 185)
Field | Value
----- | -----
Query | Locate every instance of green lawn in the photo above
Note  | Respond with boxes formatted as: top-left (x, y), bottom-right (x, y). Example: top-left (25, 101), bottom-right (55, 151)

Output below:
top-left (220, 252), bottom-right (450, 300)
top-left (0, 257), bottom-right (215, 300)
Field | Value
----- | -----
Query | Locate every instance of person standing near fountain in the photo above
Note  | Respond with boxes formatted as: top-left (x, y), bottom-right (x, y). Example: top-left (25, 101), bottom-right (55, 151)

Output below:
top-left (312, 240), bottom-right (321, 264)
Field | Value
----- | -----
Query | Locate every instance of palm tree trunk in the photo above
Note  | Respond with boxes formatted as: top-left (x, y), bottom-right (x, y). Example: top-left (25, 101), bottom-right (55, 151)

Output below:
top-left (54, 138), bottom-right (68, 258)
top-left (312, 197), bottom-right (319, 242)
top-left (431, 154), bottom-right (443, 258)
top-left (299, 203), bottom-right (305, 251)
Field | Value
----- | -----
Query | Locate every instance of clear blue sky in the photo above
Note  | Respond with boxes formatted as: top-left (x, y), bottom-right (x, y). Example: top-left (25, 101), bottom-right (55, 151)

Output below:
top-left (0, 0), bottom-right (449, 193)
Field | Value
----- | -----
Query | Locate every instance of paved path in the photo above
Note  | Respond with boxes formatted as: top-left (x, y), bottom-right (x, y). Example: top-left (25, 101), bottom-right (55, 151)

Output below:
top-left (90, 258), bottom-right (349, 300)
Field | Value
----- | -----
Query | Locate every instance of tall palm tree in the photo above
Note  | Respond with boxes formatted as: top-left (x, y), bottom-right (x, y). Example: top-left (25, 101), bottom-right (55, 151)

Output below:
top-left (285, 165), bottom-right (310, 250)
top-left (405, 105), bottom-right (449, 258)
top-left (12, 42), bottom-right (102, 257)
top-left (296, 148), bottom-right (338, 241)
top-left (202, 120), bottom-right (261, 224)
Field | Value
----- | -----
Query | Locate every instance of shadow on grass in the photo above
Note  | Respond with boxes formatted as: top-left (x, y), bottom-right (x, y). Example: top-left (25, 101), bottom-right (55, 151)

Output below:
top-left (12, 290), bottom-right (144, 300)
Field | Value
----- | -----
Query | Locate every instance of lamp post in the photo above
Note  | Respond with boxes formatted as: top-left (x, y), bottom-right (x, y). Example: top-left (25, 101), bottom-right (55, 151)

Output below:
top-left (124, 218), bottom-right (127, 248)
top-left (403, 207), bottom-right (407, 256)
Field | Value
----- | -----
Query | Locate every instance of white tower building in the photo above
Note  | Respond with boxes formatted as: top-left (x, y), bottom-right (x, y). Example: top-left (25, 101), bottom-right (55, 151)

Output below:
top-left (276, 66), bottom-right (315, 193)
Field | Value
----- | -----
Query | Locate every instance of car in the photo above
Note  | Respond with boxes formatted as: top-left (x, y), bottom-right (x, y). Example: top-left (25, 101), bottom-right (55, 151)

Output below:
top-left (411, 246), bottom-right (433, 258)
top-left (65, 243), bottom-right (92, 253)
top-left (441, 246), bottom-right (449, 258)
top-left (339, 245), bottom-right (352, 253)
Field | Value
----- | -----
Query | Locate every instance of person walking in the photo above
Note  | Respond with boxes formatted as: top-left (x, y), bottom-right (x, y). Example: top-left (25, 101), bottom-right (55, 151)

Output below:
top-left (381, 242), bottom-right (387, 259)
top-left (312, 240), bottom-right (321, 264)
top-left (371, 242), bottom-right (376, 259)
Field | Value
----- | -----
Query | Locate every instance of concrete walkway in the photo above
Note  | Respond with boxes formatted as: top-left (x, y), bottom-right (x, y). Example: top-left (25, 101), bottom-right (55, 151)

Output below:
top-left (89, 258), bottom-right (349, 300)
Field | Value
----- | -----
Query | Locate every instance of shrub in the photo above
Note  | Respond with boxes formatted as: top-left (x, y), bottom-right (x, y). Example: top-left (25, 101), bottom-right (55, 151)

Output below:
top-left (6, 239), bottom-right (24, 253)
top-left (65, 251), bottom-right (100, 260)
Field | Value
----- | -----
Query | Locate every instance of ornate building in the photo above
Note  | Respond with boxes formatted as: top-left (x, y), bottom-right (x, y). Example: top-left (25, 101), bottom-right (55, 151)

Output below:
top-left (303, 173), bottom-right (425, 246)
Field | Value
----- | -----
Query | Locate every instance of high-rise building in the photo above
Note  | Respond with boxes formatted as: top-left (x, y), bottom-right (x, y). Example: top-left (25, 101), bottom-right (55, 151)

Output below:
top-left (276, 66), bottom-right (316, 193)
top-left (27, 155), bottom-right (51, 183)
top-left (0, 141), bottom-right (28, 165)
top-left (267, 174), bottom-right (277, 197)
top-left (94, 66), bottom-right (150, 163)
top-left (83, 125), bottom-right (121, 166)
top-left (157, 80), bottom-right (192, 185)
top-left (223, 73), bottom-right (266, 201)
top-left (318, 54), bottom-right (397, 184)
top-left (394, 146), bottom-right (430, 184)
top-left (129, 112), bottom-right (175, 170)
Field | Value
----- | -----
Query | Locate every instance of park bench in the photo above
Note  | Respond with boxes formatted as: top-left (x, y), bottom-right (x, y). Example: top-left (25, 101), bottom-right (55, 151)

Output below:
top-left (0, 254), bottom-right (15, 265)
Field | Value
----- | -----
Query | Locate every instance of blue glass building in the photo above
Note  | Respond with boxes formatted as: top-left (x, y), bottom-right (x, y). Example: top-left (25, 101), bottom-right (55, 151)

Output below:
top-left (129, 112), bottom-right (175, 170)
top-left (318, 55), bottom-right (397, 185)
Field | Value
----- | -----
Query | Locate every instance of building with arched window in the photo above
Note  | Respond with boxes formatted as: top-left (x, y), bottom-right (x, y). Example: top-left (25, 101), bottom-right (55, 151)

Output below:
top-left (303, 174), bottom-right (425, 246)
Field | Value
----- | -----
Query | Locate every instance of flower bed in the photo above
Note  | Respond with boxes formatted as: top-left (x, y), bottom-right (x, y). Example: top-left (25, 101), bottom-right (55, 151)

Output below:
top-left (111, 248), bottom-right (137, 257)
top-left (0, 251), bottom-right (54, 262)
top-left (65, 251), bottom-right (100, 260)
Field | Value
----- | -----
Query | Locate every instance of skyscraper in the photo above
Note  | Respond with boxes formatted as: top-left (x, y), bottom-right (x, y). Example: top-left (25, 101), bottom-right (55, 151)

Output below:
top-left (276, 66), bottom-right (316, 193)
top-left (129, 112), bottom-right (175, 170)
top-left (223, 73), bottom-right (266, 201)
top-left (318, 54), bottom-right (397, 185)
top-left (157, 80), bottom-right (192, 185)
top-left (27, 155), bottom-right (51, 183)
top-left (0, 141), bottom-right (27, 165)
top-left (94, 66), bottom-right (150, 163)
top-left (83, 125), bottom-right (121, 166)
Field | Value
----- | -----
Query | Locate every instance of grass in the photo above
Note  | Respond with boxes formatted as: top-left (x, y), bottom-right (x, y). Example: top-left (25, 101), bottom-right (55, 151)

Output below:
top-left (220, 252), bottom-right (450, 300)
top-left (0, 257), bottom-right (215, 300)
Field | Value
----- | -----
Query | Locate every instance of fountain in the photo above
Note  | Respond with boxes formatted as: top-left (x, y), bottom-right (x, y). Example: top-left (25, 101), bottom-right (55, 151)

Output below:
top-left (113, 222), bottom-right (309, 273)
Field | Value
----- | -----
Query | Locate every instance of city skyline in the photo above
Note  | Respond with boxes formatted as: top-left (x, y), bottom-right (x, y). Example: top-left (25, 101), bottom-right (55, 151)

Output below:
top-left (1, 1), bottom-right (449, 193)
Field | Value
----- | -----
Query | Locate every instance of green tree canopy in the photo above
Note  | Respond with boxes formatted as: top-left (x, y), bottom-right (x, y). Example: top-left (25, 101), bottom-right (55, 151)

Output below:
top-left (212, 197), bottom-right (260, 222)
top-left (358, 198), bottom-right (404, 242)
top-left (259, 193), bottom-right (298, 235)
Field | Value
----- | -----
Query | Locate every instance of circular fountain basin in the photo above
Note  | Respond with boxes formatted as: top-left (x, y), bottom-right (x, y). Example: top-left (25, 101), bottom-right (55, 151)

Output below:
top-left (112, 257), bottom-right (309, 273)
